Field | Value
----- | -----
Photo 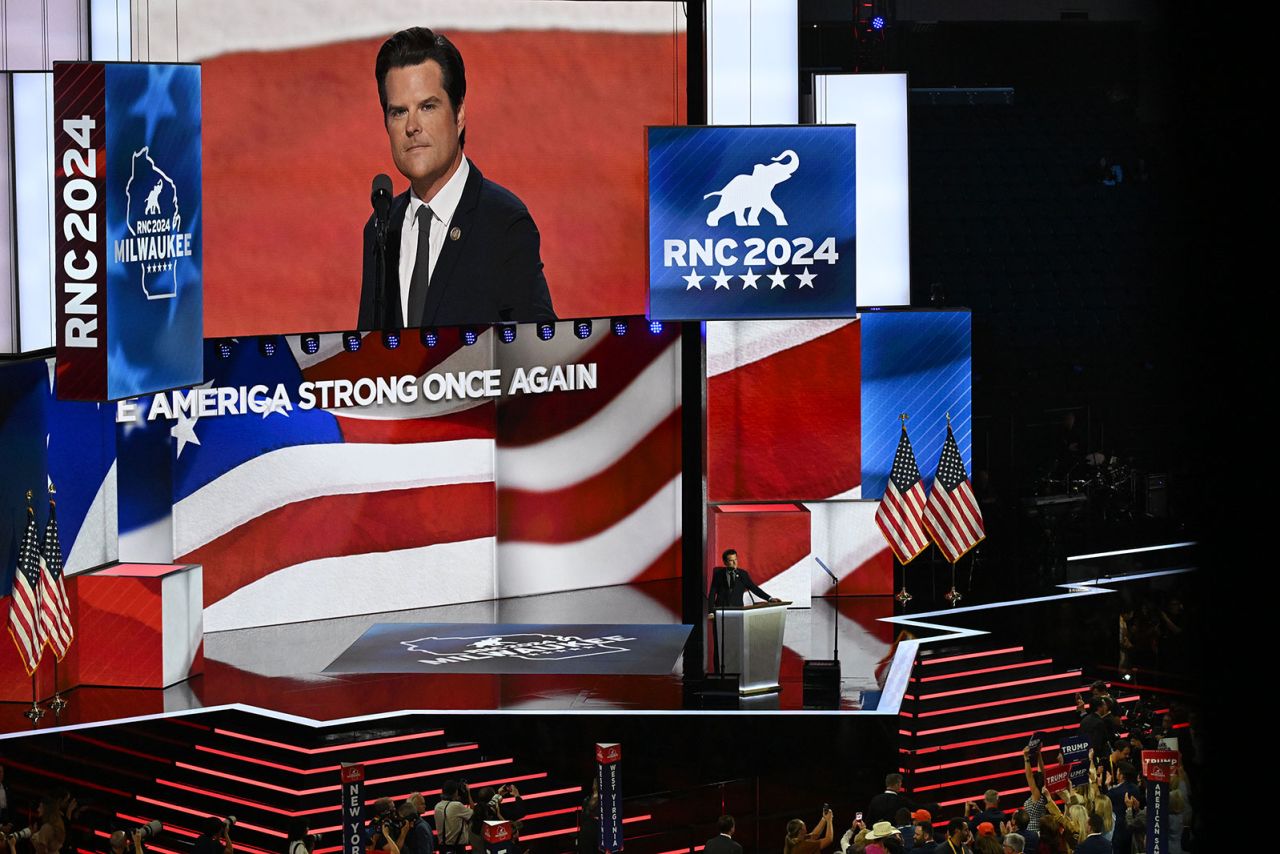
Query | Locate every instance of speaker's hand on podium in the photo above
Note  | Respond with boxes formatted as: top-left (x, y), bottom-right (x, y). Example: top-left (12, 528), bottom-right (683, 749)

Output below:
top-left (768, 597), bottom-right (782, 603)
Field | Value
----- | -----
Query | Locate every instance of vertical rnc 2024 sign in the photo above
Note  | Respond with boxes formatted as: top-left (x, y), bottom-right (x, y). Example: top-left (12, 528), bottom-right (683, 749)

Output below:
top-left (647, 125), bottom-right (856, 321)
top-left (340, 763), bottom-right (365, 854)
top-left (596, 742), bottom-right (623, 852)
top-left (54, 61), bottom-right (203, 401)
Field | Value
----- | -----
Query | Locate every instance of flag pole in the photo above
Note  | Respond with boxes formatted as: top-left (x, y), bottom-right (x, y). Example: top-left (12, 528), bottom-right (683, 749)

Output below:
top-left (21, 490), bottom-right (45, 725)
top-left (944, 558), bottom-right (962, 606)
top-left (46, 483), bottom-right (68, 715)
top-left (893, 413), bottom-right (914, 606)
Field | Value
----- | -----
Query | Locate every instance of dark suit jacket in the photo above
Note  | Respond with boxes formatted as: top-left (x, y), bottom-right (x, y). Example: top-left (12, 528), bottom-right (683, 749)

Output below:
top-left (358, 163), bottom-right (556, 329)
top-left (703, 835), bottom-right (742, 854)
top-left (1074, 834), bottom-right (1113, 854)
top-left (707, 567), bottom-right (772, 611)
top-left (865, 791), bottom-right (916, 827)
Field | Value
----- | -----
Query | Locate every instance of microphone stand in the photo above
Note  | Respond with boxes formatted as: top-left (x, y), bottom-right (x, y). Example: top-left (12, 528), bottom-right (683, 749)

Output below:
top-left (374, 217), bottom-right (390, 331)
top-left (814, 557), bottom-right (840, 662)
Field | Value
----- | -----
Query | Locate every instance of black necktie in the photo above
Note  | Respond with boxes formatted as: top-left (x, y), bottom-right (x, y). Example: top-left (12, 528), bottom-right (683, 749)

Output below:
top-left (406, 205), bottom-right (433, 326)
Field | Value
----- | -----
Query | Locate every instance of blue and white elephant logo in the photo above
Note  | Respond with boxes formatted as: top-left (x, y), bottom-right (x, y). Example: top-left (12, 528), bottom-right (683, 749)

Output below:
top-left (703, 149), bottom-right (799, 227)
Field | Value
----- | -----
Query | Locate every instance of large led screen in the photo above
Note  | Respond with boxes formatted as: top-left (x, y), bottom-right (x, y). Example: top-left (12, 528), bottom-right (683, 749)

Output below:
top-left (182, 2), bottom-right (686, 335)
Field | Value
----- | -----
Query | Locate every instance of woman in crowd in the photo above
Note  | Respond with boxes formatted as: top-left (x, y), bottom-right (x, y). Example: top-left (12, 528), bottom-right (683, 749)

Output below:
top-left (7, 796), bottom-right (67, 854)
top-left (783, 807), bottom-right (835, 854)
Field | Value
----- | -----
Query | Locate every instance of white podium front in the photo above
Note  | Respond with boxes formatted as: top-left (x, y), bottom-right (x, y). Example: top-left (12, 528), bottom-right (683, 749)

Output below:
top-left (714, 601), bottom-right (790, 695)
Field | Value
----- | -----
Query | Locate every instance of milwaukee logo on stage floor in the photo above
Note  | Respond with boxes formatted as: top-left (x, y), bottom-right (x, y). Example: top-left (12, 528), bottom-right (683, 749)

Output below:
top-left (325, 623), bottom-right (693, 675)
top-left (403, 632), bottom-right (637, 664)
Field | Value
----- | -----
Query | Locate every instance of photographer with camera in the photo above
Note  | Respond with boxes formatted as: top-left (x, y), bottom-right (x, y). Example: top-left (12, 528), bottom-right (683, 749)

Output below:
top-left (469, 784), bottom-right (524, 851)
top-left (193, 817), bottom-right (234, 854)
top-left (434, 781), bottom-right (472, 854)
top-left (108, 821), bottom-right (160, 854)
top-left (287, 819), bottom-right (321, 854)
top-left (7, 795), bottom-right (66, 854)
top-left (394, 797), bottom-right (432, 854)
top-left (365, 799), bottom-right (404, 854)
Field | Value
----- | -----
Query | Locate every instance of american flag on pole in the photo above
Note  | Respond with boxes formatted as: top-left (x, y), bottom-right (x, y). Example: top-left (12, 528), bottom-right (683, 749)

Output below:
top-left (874, 424), bottom-right (930, 565)
top-left (922, 422), bottom-right (985, 564)
top-left (41, 496), bottom-right (74, 659)
top-left (7, 507), bottom-right (45, 675)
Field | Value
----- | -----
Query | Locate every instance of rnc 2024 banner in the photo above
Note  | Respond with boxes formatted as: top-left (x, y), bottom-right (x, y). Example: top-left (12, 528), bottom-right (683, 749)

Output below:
top-left (648, 125), bottom-right (856, 320)
top-left (54, 62), bottom-right (203, 401)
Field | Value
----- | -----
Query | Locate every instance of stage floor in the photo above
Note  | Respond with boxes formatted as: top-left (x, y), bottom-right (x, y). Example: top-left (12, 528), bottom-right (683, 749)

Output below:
top-left (0, 544), bottom-right (1199, 734)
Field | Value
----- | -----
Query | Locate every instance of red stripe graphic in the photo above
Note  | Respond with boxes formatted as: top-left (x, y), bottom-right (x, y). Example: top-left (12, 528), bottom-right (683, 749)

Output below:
top-left (499, 408), bottom-right (680, 543)
top-left (183, 482), bottom-right (496, 606)
top-left (708, 323), bottom-right (860, 501)
top-left (335, 403), bottom-right (496, 444)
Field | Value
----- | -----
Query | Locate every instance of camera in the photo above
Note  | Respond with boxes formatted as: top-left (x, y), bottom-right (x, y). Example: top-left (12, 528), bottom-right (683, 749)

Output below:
top-left (6, 829), bottom-right (32, 843)
top-left (136, 821), bottom-right (164, 840)
top-left (376, 814), bottom-right (406, 837)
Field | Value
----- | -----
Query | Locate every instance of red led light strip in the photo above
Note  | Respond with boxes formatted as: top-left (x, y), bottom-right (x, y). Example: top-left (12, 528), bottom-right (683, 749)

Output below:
top-left (174, 758), bottom-right (514, 796)
top-left (70, 733), bottom-right (171, 765)
top-left (914, 659), bottom-right (1054, 684)
top-left (920, 646), bottom-right (1024, 666)
top-left (116, 813), bottom-right (199, 838)
top-left (289, 775), bottom-right (554, 819)
top-left (520, 815), bottom-right (651, 842)
top-left (212, 728), bottom-right (444, 754)
top-left (91, 834), bottom-right (182, 854)
top-left (658, 847), bottom-right (707, 854)
top-left (193, 743), bottom-right (478, 775)
top-left (902, 725), bottom-right (1073, 755)
top-left (3, 759), bottom-right (131, 797)
top-left (914, 686), bottom-right (1090, 719)
top-left (114, 805), bottom-right (280, 853)
top-left (905, 670), bottom-right (1083, 702)
top-left (908, 746), bottom-right (1061, 774)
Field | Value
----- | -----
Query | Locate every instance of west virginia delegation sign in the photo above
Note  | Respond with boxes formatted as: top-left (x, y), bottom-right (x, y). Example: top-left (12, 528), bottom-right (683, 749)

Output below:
top-left (647, 125), bottom-right (856, 320)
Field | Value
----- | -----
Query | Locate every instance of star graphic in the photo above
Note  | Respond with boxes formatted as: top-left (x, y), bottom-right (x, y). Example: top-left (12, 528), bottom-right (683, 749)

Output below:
top-left (768, 267), bottom-right (789, 289)
top-left (171, 379), bottom-right (215, 459)
top-left (260, 392), bottom-right (292, 419)
top-left (683, 269), bottom-right (704, 290)
top-left (712, 268), bottom-right (733, 290)
top-left (796, 268), bottom-right (817, 288)
top-left (741, 270), bottom-right (761, 289)
top-left (128, 65), bottom-right (179, 143)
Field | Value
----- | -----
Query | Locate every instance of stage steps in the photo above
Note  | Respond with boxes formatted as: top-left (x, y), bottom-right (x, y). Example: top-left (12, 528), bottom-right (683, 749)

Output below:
top-left (899, 643), bottom-right (1137, 816)
top-left (3, 713), bottom-right (607, 854)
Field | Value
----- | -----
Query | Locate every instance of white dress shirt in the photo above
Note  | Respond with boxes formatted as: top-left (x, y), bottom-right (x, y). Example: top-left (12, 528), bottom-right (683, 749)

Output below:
top-left (398, 156), bottom-right (470, 324)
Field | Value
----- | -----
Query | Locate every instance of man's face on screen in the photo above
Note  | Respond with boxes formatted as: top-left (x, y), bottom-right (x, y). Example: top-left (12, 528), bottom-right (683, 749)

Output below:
top-left (384, 60), bottom-right (465, 198)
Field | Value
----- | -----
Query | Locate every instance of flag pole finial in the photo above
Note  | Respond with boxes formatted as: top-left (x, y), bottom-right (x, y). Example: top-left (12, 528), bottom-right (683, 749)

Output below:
top-left (946, 411), bottom-right (951, 426)
top-left (899, 412), bottom-right (909, 428)
top-left (48, 482), bottom-right (56, 495)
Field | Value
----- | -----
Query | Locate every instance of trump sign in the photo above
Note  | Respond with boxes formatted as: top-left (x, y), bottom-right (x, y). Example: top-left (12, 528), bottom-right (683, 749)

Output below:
top-left (647, 125), bottom-right (856, 320)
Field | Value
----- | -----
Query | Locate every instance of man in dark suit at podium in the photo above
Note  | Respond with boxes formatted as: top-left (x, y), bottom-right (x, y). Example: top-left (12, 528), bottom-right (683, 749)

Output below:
top-left (707, 549), bottom-right (781, 612)
top-left (358, 27), bottom-right (556, 330)
top-left (703, 816), bottom-right (742, 854)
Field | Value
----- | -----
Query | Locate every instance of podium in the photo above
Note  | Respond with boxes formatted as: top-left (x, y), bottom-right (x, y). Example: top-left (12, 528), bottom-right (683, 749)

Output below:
top-left (712, 601), bottom-right (790, 695)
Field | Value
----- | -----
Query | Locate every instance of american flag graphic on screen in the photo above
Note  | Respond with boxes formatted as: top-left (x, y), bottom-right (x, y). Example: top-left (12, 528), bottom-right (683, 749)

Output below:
top-left (874, 426), bottom-right (929, 564)
top-left (7, 510), bottom-right (45, 675)
top-left (922, 423), bottom-right (985, 564)
top-left (171, 324), bottom-right (682, 632)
